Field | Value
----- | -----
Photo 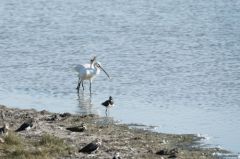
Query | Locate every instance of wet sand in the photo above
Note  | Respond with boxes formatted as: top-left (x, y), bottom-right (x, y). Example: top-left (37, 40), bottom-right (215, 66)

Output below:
top-left (0, 105), bottom-right (228, 159)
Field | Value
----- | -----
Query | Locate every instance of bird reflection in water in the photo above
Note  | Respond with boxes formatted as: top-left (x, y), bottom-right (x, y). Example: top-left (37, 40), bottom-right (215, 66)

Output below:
top-left (77, 92), bottom-right (93, 115)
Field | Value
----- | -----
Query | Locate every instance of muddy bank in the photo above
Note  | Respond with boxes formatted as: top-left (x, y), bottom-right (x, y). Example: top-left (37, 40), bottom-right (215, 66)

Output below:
top-left (0, 105), bottom-right (228, 159)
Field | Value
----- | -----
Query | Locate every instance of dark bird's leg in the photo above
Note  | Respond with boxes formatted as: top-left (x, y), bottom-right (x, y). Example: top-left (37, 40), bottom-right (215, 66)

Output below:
top-left (105, 108), bottom-right (108, 117)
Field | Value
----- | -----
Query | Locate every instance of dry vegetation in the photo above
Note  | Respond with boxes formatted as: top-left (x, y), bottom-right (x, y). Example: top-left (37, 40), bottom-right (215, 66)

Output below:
top-left (0, 132), bottom-right (71, 159)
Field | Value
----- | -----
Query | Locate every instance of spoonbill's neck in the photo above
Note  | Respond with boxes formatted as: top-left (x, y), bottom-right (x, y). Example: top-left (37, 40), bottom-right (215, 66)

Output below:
top-left (90, 62), bottom-right (95, 68)
top-left (92, 62), bottom-right (101, 75)
top-left (95, 66), bottom-right (100, 75)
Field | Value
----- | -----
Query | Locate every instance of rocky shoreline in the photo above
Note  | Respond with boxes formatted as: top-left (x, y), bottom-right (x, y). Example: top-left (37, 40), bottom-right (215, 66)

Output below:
top-left (0, 105), bottom-right (228, 159)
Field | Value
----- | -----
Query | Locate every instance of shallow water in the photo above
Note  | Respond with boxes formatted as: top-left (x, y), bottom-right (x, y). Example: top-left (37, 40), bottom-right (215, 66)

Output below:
top-left (0, 0), bottom-right (240, 153)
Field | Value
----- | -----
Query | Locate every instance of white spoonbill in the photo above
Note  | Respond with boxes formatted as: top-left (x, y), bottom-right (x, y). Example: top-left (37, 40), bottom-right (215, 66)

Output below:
top-left (74, 57), bottom-right (110, 94)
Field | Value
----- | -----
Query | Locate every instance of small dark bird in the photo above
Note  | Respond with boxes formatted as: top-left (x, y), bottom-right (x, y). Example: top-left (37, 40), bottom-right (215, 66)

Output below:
top-left (102, 96), bottom-right (114, 115)
top-left (66, 123), bottom-right (87, 132)
top-left (79, 138), bottom-right (101, 154)
top-left (0, 123), bottom-right (9, 135)
top-left (113, 152), bottom-right (121, 159)
top-left (156, 148), bottom-right (178, 158)
top-left (60, 112), bottom-right (71, 118)
top-left (15, 118), bottom-right (34, 132)
top-left (47, 114), bottom-right (59, 121)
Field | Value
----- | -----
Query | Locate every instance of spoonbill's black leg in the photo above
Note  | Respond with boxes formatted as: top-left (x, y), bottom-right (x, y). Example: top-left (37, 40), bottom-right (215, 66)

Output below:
top-left (76, 78), bottom-right (81, 93)
top-left (89, 81), bottom-right (92, 95)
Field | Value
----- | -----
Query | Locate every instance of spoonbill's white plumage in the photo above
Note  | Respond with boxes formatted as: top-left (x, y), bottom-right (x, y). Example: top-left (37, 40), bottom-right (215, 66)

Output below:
top-left (75, 57), bottom-right (110, 94)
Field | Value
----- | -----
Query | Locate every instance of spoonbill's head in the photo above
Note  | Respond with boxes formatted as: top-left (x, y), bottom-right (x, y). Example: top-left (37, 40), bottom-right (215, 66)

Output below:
top-left (90, 56), bottom-right (97, 64)
top-left (94, 61), bottom-right (111, 79)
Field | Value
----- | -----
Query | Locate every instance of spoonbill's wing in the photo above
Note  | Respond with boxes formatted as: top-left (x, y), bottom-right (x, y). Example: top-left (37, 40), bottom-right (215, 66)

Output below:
top-left (74, 64), bottom-right (91, 73)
